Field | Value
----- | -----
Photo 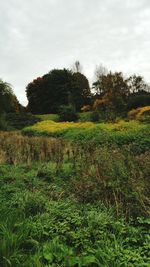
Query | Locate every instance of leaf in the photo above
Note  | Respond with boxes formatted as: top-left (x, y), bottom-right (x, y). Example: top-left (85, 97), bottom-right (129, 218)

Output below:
top-left (43, 245), bottom-right (53, 263)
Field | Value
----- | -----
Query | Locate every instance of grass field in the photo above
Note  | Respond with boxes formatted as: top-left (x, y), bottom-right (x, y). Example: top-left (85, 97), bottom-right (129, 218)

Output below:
top-left (0, 118), bottom-right (150, 266)
top-left (22, 120), bottom-right (150, 154)
top-left (0, 157), bottom-right (150, 267)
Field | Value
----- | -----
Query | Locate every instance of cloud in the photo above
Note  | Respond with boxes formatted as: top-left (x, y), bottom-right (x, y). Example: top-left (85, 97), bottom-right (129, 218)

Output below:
top-left (0, 0), bottom-right (150, 105)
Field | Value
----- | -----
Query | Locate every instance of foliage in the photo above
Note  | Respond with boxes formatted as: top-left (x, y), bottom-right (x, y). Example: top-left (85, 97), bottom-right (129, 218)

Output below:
top-left (92, 71), bottom-right (129, 98)
top-left (22, 120), bottom-right (150, 154)
top-left (22, 120), bottom-right (94, 137)
top-left (0, 113), bottom-right (9, 130)
top-left (92, 73), bottom-right (150, 120)
top-left (26, 69), bottom-right (91, 114)
top-left (5, 113), bottom-right (40, 130)
top-left (72, 72), bottom-right (91, 111)
top-left (58, 105), bottom-right (79, 122)
top-left (127, 91), bottom-right (150, 110)
top-left (78, 111), bottom-right (93, 122)
top-left (0, 159), bottom-right (150, 266)
top-left (90, 111), bottom-right (100, 122)
top-left (0, 79), bottom-right (20, 114)
top-left (128, 106), bottom-right (150, 122)
top-left (0, 113), bottom-right (150, 266)
top-left (127, 75), bottom-right (148, 93)
top-left (35, 113), bottom-right (59, 122)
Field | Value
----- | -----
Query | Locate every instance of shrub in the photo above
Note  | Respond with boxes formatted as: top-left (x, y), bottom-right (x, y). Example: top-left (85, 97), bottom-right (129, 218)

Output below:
top-left (6, 112), bottom-right (40, 130)
top-left (78, 111), bottom-right (93, 122)
top-left (90, 111), bottom-right (100, 122)
top-left (58, 105), bottom-right (79, 122)
top-left (127, 93), bottom-right (150, 110)
top-left (128, 106), bottom-right (150, 122)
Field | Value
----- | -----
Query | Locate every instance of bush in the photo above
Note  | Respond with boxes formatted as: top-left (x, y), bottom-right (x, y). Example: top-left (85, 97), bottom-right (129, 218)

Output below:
top-left (128, 93), bottom-right (150, 110)
top-left (128, 106), bottom-right (150, 122)
top-left (58, 105), bottom-right (79, 122)
top-left (78, 111), bottom-right (93, 122)
top-left (90, 111), bottom-right (100, 122)
top-left (6, 112), bottom-right (40, 130)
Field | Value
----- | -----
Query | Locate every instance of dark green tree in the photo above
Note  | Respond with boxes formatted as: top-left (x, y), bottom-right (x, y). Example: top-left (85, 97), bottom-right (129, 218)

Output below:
top-left (26, 69), bottom-right (91, 114)
top-left (127, 75), bottom-right (150, 110)
top-left (0, 79), bottom-right (20, 114)
top-left (71, 72), bottom-right (91, 111)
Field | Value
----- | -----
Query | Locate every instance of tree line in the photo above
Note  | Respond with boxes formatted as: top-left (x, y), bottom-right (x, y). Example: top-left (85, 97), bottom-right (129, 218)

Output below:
top-left (0, 62), bottom-right (150, 118)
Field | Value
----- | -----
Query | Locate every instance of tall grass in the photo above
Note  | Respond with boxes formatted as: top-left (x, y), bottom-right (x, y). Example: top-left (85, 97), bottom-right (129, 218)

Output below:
top-left (0, 132), bottom-right (66, 164)
top-left (0, 131), bottom-right (150, 217)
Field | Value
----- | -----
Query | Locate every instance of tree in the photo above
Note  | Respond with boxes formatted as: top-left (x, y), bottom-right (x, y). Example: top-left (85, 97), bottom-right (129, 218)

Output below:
top-left (126, 75), bottom-right (150, 110)
top-left (71, 72), bottom-right (91, 111)
top-left (93, 64), bottom-right (108, 95)
top-left (127, 75), bottom-right (147, 93)
top-left (93, 72), bottom-right (129, 118)
top-left (93, 71), bottom-right (129, 98)
top-left (26, 70), bottom-right (72, 114)
top-left (26, 68), bottom-right (91, 114)
top-left (0, 79), bottom-right (20, 114)
top-left (127, 90), bottom-right (150, 110)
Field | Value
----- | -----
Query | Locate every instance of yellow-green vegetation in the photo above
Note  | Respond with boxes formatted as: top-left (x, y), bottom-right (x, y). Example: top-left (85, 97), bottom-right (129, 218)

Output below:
top-left (128, 106), bottom-right (150, 121)
top-left (22, 120), bottom-right (150, 154)
top-left (35, 114), bottom-right (59, 122)
top-left (23, 120), bottom-right (94, 136)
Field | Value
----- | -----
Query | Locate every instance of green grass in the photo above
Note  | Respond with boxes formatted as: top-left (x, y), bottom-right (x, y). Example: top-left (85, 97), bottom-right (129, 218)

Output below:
top-left (35, 114), bottom-right (59, 122)
top-left (78, 112), bottom-right (93, 122)
top-left (1, 119), bottom-right (150, 266)
top-left (22, 120), bottom-right (150, 154)
top-left (0, 163), bottom-right (150, 267)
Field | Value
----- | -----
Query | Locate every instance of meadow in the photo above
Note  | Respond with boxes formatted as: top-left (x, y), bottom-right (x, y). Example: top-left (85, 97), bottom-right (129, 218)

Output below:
top-left (0, 119), bottom-right (150, 266)
top-left (22, 120), bottom-right (150, 154)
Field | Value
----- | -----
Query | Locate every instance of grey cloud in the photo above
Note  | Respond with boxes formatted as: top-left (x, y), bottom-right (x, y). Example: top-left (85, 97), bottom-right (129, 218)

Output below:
top-left (0, 0), bottom-right (150, 105)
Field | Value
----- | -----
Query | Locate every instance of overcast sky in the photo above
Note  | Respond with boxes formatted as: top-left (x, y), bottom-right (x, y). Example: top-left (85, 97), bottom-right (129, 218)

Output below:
top-left (0, 0), bottom-right (150, 105)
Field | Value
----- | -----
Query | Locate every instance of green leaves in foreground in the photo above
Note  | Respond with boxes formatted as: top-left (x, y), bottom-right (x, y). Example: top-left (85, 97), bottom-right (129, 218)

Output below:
top-left (0, 154), bottom-right (150, 266)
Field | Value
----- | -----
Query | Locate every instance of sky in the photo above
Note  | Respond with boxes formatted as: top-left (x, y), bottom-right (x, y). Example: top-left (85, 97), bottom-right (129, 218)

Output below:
top-left (0, 0), bottom-right (150, 106)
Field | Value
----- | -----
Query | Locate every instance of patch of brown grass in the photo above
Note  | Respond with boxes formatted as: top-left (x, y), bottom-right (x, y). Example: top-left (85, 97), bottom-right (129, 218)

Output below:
top-left (0, 131), bottom-right (66, 164)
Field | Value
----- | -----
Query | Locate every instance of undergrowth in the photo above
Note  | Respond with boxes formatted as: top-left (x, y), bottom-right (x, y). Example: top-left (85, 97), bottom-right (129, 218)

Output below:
top-left (0, 163), bottom-right (150, 267)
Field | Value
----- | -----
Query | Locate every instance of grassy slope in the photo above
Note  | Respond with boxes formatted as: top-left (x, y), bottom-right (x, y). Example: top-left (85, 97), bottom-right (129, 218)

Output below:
top-left (22, 120), bottom-right (150, 153)
top-left (1, 119), bottom-right (150, 266)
